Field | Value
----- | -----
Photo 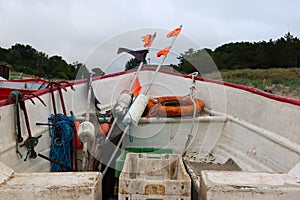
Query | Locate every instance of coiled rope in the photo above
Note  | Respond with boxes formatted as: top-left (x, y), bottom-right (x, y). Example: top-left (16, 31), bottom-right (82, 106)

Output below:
top-left (49, 113), bottom-right (75, 172)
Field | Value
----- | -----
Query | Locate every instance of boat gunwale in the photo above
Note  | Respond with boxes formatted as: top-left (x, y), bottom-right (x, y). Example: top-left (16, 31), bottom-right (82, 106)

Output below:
top-left (1, 67), bottom-right (299, 107)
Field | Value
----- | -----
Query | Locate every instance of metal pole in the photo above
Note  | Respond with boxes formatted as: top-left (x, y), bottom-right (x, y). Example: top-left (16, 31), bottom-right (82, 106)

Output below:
top-left (102, 125), bottom-right (130, 176)
top-left (38, 153), bottom-right (77, 171)
top-left (81, 73), bottom-right (95, 171)
top-left (85, 73), bottom-right (93, 121)
top-left (128, 61), bottom-right (144, 92)
top-left (143, 33), bottom-right (179, 95)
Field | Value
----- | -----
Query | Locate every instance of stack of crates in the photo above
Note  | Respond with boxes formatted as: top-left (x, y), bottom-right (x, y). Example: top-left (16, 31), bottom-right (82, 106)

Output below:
top-left (118, 153), bottom-right (191, 200)
top-left (115, 147), bottom-right (172, 178)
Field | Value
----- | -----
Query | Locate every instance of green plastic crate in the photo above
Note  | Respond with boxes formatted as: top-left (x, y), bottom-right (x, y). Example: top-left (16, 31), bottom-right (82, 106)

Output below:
top-left (115, 147), bottom-right (173, 177)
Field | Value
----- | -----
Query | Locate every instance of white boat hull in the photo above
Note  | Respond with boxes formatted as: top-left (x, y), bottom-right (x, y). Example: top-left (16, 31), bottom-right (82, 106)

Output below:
top-left (0, 69), bottom-right (299, 199)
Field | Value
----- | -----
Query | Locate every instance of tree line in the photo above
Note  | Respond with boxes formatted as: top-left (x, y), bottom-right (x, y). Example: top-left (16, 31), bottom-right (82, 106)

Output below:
top-left (176, 32), bottom-right (300, 74)
top-left (0, 43), bottom-right (82, 79)
top-left (1, 32), bottom-right (300, 79)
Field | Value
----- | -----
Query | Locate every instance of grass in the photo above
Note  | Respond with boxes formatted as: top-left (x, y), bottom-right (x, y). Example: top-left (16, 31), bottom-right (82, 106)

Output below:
top-left (203, 68), bottom-right (300, 99)
top-left (9, 71), bottom-right (31, 80)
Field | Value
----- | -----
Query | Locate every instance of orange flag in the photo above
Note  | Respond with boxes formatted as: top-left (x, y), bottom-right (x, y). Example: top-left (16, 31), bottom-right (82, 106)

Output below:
top-left (156, 46), bottom-right (171, 57)
top-left (141, 32), bottom-right (156, 48)
top-left (132, 77), bottom-right (142, 97)
top-left (166, 26), bottom-right (182, 38)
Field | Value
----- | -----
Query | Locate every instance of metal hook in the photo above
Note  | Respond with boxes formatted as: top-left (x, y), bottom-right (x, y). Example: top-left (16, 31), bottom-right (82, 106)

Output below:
top-left (54, 137), bottom-right (63, 147)
top-left (58, 80), bottom-right (75, 91)
top-left (22, 93), bottom-right (47, 107)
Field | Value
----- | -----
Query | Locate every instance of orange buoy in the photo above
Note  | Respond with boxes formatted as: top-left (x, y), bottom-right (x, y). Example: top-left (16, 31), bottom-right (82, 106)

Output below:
top-left (75, 120), bottom-right (83, 150)
top-left (97, 123), bottom-right (110, 136)
top-left (144, 96), bottom-right (205, 117)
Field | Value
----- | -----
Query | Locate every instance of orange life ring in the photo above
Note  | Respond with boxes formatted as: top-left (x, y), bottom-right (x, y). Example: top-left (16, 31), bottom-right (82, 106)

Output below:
top-left (144, 96), bottom-right (205, 117)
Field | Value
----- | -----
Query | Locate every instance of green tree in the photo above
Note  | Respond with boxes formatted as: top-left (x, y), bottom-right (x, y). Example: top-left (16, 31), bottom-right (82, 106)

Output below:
top-left (2, 33), bottom-right (300, 80)
top-left (125, 58), bottom-right (141, 71)
top-left (177, 48), bottom-right (217, 74)
top-left (0, 43), bottom-right (79, 80)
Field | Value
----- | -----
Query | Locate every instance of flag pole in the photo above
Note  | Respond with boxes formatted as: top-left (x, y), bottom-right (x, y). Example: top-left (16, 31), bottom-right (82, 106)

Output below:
top-left (103, 61), bottom-right (144, 143)
top-left (144, 26), bottom-right (182, 95)
top-left (128, 61), bottom-right (144, 91)
top-left (102, 33), bottom-right (157, 175)
top-left (121, 26), bottom-right (182, 125)
top-left (121, 26), bottom-right (182, 128)
top-left (104, 33), bottom-right (156, 143)
top-left (103, 27), bottom-right (182, 176)
top-left (128, 32), bottom-right (156, 91)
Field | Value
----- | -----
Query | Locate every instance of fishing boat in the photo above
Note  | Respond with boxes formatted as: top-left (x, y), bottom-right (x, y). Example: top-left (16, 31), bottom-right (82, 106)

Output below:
top-left (1, 26), bottom-right (300, 199)
top-left (0, 78), bottom-right (48, 101)
top-left (0, 66), bottom-right (300, 199)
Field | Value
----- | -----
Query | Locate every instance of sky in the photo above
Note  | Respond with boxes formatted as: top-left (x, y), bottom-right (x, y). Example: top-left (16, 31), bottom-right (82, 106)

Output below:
top-left (0, 0), bottom-right (299, 69)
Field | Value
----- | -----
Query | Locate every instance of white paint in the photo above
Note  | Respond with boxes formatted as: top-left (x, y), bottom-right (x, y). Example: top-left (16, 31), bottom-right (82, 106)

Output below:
top-left (0, 161), bottom-right (102, 199)
top-left (289, 162), bottom-right (300, 180)
top-left (0, 161), bottom-right (14, 183)
top-left (200, 170), bottom-right (300, 200)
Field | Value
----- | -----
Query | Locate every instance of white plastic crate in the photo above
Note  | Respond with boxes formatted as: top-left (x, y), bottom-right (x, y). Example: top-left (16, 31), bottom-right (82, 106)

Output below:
top-left (119, 153), bottom-right (191, 200)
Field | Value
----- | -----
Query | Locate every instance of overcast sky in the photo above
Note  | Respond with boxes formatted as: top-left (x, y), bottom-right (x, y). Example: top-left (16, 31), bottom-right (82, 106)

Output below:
top-left (1, 0), bottom-right (299, 68)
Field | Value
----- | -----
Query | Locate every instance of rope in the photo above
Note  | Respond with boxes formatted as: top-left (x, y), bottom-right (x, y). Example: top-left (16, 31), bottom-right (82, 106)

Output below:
top-left (49, 113), bottom-right (75, 172)
top-left (184, 72), bottom-right (198, 152)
